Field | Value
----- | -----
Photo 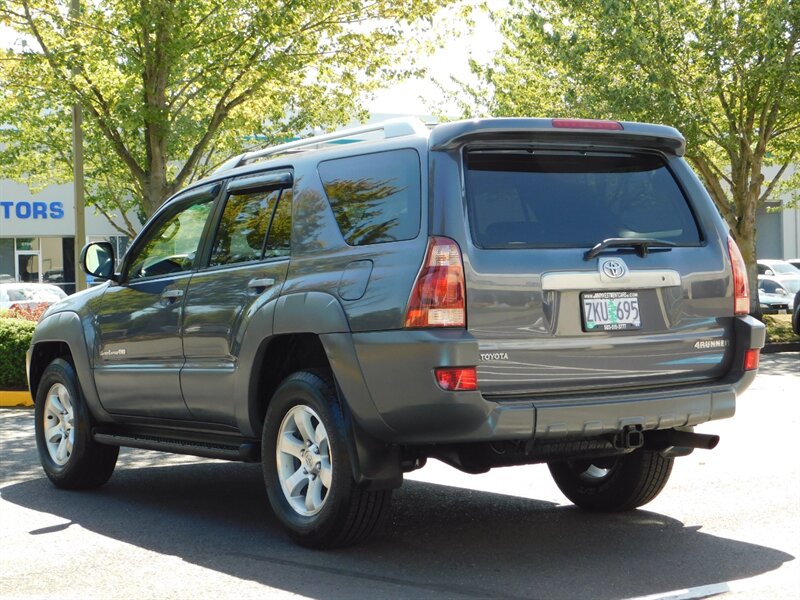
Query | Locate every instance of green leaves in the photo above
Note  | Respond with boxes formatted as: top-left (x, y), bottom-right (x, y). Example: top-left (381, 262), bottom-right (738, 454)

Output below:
top-left (1, 0), bottom-right (454, 228)
top-left (465, 0), bottom-right (799, 311)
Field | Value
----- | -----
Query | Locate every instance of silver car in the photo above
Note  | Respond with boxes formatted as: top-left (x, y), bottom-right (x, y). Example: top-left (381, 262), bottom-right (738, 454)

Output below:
top-left (757, 275), bottom-right (795, 314)
top-left (757, 259), bottom-right (800, 294)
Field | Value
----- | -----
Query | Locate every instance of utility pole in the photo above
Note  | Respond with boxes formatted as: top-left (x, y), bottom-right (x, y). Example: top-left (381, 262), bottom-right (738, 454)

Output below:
top-left (71, 0), bottom-right (87, 292)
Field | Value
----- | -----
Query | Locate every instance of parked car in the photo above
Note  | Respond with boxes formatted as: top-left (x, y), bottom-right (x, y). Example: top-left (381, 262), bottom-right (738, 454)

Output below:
top-left (0, 283), bottom-right (67, 311)
top-left (793, 291), bottom-right (800, 336)
top-left (785, 258), bottom-right (800, 271)
top-left (27, 117), bottom-right (765, 548)
top-left (43, 269), bottom-right (65, 284)
top-left (757, 276), bottom-right (795, 314)
top-left (757, 259), bottom-right (800, 294)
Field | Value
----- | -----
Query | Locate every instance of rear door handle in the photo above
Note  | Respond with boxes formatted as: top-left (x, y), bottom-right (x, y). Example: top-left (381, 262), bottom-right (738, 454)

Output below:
top-left (247, 277), bottom-right (276, 294)
top-left (160, 289), bottom-right (184, 305)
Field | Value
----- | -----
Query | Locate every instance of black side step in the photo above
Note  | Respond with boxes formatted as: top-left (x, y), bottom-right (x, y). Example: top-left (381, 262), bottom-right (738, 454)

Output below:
top-left (93, 432), bottom-right (260, 463)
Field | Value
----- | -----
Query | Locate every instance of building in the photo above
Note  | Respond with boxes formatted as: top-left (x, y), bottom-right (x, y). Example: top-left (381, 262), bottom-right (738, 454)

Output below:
top-left (0, 179), bottom-right (133, 294)
top-left (756, 165), bottom-right (800, 261)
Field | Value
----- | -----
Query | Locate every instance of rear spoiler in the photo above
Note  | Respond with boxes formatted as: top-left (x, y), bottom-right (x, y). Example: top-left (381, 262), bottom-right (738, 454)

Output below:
top-left (429, 118), bottom-right (686, 157)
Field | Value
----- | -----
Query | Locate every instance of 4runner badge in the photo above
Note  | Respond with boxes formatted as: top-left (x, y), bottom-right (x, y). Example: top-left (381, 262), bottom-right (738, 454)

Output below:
top-left (480, 352), bottom-right (509, 361)
top-left (693, 339), bottom-right (729, 350)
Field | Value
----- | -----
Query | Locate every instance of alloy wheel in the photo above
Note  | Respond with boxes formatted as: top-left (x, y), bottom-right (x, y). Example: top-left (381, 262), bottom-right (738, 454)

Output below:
top-left (275, 405), bottom-right (333, 516)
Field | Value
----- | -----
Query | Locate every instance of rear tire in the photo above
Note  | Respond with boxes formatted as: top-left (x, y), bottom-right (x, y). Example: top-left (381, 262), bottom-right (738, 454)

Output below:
top-left (548, 449), bottom-right (673, 511)
top-left (262, 371), bottom-right (391, 548)
top-left (34, 358), bottom-right (119, 489)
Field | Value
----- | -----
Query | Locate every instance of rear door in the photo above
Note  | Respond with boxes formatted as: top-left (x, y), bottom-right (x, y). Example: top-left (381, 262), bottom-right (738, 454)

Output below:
top-left (180, 170), bottom-right (293, 424)
top-left (459, 146), bottom-right (733, 397)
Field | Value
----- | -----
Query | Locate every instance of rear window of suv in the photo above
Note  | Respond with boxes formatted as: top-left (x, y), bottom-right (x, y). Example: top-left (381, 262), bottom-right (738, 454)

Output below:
top-left (465, 150), bottom-right (702, 249)
top-left (319, 149), bottom-right (421, 246)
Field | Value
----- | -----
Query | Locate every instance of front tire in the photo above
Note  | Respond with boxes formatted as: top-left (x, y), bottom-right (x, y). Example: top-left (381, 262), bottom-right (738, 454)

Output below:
top-left (548, 450), bottom-right (674, 511)
top-left (262, 371), bottom-right (391, 548)
top-left (34, 358), bottom-right (119, 489)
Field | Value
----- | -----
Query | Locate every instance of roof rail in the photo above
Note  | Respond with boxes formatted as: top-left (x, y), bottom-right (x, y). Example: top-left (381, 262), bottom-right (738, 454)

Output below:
top-left (214, 117), bottom-right (431, 174)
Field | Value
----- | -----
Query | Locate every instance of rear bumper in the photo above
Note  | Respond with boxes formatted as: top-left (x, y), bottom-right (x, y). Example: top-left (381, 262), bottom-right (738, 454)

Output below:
top-left (345, 315), bottom-right (764, 445)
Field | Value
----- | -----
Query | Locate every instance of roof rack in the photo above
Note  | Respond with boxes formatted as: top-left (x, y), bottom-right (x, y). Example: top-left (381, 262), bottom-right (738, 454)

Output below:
top-left (214, 117), bottom-right (431, 174)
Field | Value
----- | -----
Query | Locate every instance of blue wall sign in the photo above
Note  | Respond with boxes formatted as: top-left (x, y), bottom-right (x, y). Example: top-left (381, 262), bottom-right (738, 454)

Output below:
top-left (0, 201), bottom-right (65, 220)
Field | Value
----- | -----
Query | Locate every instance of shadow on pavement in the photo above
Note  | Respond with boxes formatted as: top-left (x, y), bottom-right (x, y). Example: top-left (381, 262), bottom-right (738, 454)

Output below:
top-left (2, 455), bottom-right (794, 600)
top-left (756, 352), bottom-right (799, 378)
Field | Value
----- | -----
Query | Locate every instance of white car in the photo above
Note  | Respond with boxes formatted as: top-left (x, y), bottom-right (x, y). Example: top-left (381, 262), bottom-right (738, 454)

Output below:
top-left (0, 283), bottom-right (68, 311)
top-left (757, 259), bottom-right (800, 294)
top-left (785, 258), bottom-right (800, 271)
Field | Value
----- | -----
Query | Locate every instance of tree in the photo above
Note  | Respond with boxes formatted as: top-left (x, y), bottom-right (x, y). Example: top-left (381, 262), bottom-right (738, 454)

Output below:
top-left (464, 0), bottom-right (800, 311)
top-left (0, 0), bottom-right (451, 235)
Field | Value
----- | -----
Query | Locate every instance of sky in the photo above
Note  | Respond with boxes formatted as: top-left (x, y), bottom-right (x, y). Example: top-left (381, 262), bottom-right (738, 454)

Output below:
top-left (0, 2), bottom-right (505, 121)
top-left (366, 2), bottom-right (504, 118)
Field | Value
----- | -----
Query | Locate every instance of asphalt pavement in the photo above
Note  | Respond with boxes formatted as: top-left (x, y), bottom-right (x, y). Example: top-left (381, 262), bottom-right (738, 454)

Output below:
top-left (1, 353), bottom-right (798, 600)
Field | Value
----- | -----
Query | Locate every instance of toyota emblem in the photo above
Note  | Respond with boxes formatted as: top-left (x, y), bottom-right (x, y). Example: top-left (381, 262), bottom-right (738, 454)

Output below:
top-left (600, 258), bottom-right (627, 279)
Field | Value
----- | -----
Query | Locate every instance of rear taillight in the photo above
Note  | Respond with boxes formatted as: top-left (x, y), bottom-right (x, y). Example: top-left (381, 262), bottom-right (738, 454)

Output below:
top-left (744, 348), bottom-right (760, 371)
top-left (435, 367), bottom-right (478, 391)
top-left (552, 118), bottom-right (623, 131)
top-left (405, 236), bottom-right (465, 328)
top-left (727, 236), bottom-right (749, 315)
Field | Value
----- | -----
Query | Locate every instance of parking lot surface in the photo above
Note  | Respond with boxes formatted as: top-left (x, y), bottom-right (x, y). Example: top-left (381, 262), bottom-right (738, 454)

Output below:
top-left (1, 353), bottom-right (798, 599)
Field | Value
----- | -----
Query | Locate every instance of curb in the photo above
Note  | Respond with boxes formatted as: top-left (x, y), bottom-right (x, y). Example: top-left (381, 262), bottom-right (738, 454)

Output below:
top-left (0, 390), bottom-right (33, 408)
top-left (763, 342), bottom-right (800, 354)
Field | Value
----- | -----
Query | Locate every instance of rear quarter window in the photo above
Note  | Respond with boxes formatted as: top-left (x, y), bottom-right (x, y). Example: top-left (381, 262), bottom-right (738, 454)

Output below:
top-left (318, 149), bottom-right (421, 246)
top-left (465, 150), bottom-right (702, 249)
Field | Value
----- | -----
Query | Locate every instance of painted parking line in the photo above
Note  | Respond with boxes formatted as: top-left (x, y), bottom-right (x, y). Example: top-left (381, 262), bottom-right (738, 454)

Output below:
top-left (622, 569), bottom-right (795, 600)
top-left (623, 582), bottom-right (731, 600)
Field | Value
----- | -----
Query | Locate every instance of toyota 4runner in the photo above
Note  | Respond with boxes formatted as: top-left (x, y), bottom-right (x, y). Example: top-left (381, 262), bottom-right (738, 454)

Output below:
top-left (28, 117), bottom-right (765, 548)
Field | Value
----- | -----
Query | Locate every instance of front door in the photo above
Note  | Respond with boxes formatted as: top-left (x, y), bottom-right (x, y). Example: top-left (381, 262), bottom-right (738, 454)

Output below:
top-left (92, 184), bottom-right (218, 419)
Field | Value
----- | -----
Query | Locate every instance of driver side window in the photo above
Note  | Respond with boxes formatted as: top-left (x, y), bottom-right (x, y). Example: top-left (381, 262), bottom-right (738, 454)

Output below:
top-left (127, 196), bottom-right (214, 280)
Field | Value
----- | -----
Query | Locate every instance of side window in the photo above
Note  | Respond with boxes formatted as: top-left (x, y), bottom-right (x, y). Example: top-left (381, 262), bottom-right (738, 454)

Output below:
top-left (264, 188), bottom-right (292, 259)
top-left (127, 196), bottom-right (214, 280)
top-left (318, 149), bottom-right (421, 246)
top-left (210, 189), bottom-right (281, 267)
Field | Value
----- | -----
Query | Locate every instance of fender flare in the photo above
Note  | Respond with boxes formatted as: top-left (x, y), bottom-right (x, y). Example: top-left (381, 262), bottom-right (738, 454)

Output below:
top-left (245, 291), bottom-right (401, 488)
top-left (28, 311), bottom-right (110, 422)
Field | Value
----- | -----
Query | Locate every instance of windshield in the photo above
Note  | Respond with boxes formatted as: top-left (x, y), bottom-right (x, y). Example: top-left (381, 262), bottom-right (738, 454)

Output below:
top-left (771, 262), bottom-right (798, 275)
top-left (465, 150), bottom-right (702, 249)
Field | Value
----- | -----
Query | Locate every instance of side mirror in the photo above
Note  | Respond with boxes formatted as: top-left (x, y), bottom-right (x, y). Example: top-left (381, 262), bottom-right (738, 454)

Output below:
top-left (81, 242), bottom-right (116, 281)
top-left (765, 269), bottom-right (774, 276)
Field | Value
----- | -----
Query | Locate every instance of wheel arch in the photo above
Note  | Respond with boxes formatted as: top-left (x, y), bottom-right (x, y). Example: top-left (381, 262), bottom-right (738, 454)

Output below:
top-left (239, 291), bottom-right (401, 488)
top-left (28, 312), bottom-right (106, 420)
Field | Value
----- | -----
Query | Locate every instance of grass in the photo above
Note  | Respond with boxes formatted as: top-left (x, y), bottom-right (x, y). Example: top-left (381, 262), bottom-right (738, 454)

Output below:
top-left (762, 314), bottom-right (800, 344)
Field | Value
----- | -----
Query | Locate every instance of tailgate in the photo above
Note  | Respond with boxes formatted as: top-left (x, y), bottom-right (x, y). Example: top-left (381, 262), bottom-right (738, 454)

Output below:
top-left (462, 148), bottom-right (735, 396)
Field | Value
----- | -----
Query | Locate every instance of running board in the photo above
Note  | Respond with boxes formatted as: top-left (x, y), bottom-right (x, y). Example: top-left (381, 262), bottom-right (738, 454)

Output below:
top-left (93, 432), bottom-right (260, 462)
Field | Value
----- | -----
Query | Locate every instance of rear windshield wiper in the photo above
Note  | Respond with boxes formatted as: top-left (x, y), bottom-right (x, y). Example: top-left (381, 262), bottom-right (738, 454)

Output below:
top-left (584, 237), bottom-right (676, 260)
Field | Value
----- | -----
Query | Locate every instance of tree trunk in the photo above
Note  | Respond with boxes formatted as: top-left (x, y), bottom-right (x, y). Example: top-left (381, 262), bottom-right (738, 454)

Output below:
top-left (141, 172), bottom-right (173, 221)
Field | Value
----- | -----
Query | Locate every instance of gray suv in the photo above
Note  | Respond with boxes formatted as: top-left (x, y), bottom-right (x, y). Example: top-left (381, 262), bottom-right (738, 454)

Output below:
top-left (28, 117), bottom-right (765, 548)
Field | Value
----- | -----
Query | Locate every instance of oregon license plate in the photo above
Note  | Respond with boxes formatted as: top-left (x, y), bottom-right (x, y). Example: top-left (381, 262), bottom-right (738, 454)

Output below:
top-left (582, 291), bottom-right (641, 331)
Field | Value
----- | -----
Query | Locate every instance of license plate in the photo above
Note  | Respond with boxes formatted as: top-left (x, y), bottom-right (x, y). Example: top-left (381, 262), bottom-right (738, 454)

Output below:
top-left (582, 291), bottom-right (641, 331)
